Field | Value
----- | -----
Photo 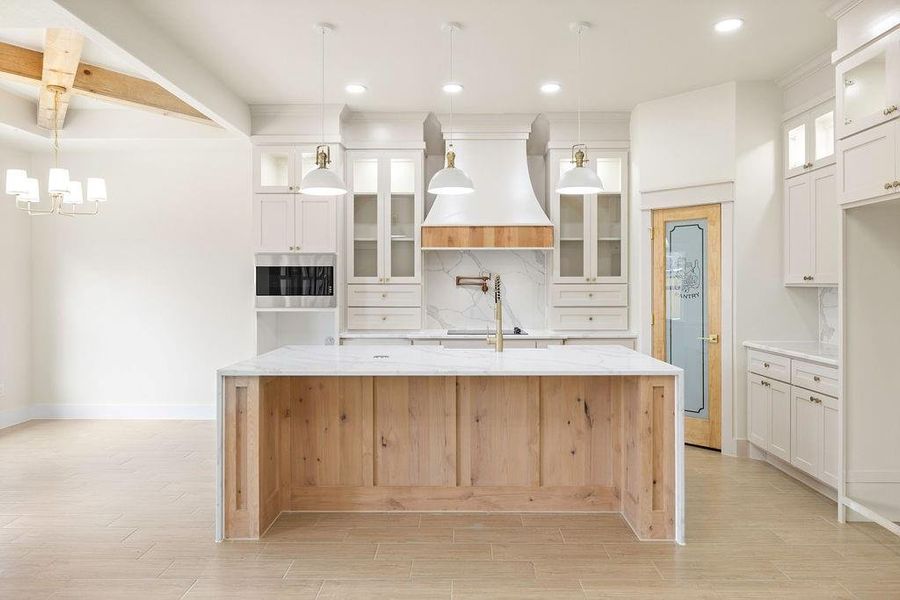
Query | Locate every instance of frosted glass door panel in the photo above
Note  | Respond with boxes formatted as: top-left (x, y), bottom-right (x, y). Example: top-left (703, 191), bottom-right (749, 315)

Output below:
top-left (814, 111), bottom-right (835, 161)
top-left (787, 124), bottom-right (807, 170)
top-left (842, 55), bottom-right (886, 130)
top-left (388, 159), bottom-right (416, 279)
top-left (353, 159), bottom-right (379, 194)
top-left (594, 157), bottom-right (622, 193)
top-left (259, 149), bottom-right (291, 189)
top-left (666, 219), bottom-right (709, 420)
top-left (559, 195), bottom-right (586, 278)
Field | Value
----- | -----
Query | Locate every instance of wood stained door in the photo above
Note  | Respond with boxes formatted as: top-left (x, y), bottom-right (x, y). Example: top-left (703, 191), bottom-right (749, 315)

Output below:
top-left (652, 204), bottom-right (722, 449)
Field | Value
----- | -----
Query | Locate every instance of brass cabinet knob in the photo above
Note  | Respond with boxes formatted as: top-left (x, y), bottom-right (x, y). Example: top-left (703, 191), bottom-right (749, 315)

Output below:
top-left (763, 362), bottom-right (770, 368)
top-left (894, 181), bottom-right (900, 188)
top-left (381, 316), bottom-right (387, 321)
top-left (883, 105), bottom-right (898, 115)
top-left (588, 316), bottom-right (594, 321)
top-left (381, 293), bottom-right (387, 298)
top-left (886, 182), bottom-right (895, 191)
top-left (810, 396), bottom-right (822, 404)
top-left (588, 293), bottom-right (593, 298)
top-left (813, 375), bottom-right (821, 382)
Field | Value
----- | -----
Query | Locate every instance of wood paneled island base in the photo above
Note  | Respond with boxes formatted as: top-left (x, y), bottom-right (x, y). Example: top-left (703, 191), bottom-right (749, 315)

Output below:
top-left (221, 373), bottom-right (677, 543)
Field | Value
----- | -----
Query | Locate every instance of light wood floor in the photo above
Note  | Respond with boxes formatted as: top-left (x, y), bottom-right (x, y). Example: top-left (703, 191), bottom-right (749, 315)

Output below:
top-left (0, 421), bottom-right (898, 599)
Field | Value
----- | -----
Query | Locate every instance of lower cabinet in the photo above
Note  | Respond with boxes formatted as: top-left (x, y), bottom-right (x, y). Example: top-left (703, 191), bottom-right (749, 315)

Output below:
top-left (746, 348), bottom-right (839, 490)
top-left (747, 374), bottom-right (791, 462)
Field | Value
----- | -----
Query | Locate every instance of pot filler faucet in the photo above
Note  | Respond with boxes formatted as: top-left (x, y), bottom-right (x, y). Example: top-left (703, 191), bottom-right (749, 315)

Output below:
top-left (487, 274), bottom-right (504, 352)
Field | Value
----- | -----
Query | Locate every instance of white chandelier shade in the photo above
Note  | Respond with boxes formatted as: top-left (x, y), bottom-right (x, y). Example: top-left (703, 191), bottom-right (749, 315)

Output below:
top-left (87, 177), bottom-right (108, 202)
top-left (63, 180), bottom-right (84, 205)
top-left (19, 178), bottom-right (40, 203)
top-left (5, 169), bottom-right (27, 196)
top-left (48, 168), bottom-right (70, 195)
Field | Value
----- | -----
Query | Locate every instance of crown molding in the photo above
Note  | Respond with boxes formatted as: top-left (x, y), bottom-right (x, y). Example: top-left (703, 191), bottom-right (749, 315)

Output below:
top-left (249, 103), bottom-right (346, 117)
top-left (775, 49), bottom-right (835, 89)
top-left (542, 111), bottom-right (631, 125)
top-left (343, 111), bottom-right (429, 124)
top-left (825, 0), bottom-right (863, 20)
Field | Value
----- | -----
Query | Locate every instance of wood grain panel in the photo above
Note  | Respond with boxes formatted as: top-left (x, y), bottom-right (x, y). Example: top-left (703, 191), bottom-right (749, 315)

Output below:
top-left (622, 376), bottom-right (676, 541)
top-left (540, 377), bottom-right (613, 487)
top-left (291, 377), bottom-right (374, 487)
top-left (223, 376), bottom-right (260, 539)
top-left (421, 226), bottom-right (553, 248)
top-left (457, 377), bottom-right (540, 486)
top-left (258, 377), bottom-right (290, 534)
top-left (289, 485), bottom-right (618, 512)
top-left (374, 377), bottom-right (456, 486)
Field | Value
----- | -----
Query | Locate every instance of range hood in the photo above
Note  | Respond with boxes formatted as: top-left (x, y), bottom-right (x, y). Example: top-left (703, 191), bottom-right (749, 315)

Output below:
top-left (422, 114), bottom-right (553, 249)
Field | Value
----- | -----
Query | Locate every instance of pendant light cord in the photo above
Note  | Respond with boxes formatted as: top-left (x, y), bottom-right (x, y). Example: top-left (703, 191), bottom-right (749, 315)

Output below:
top-left (53, 89), bottom-right (60, 167)
top-left (448, 26), bottom-right (453, 150)
top-left (576, 25), bottom-right (582, 145)
top-left (321, 26), bottom-right (325, 146)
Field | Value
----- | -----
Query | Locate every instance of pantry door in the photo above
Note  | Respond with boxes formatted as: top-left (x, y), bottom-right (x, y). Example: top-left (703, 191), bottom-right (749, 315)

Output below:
top-left (652, 204), bottom-right (722, 450)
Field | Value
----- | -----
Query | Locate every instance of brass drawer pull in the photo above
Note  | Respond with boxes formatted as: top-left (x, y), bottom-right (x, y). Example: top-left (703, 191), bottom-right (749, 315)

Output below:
top-left (763, 362), bottom-right (770, 368)
top-left (813, 375), bottom-right (821, 382)
top-left (809, 396), bottom-right (822, 404)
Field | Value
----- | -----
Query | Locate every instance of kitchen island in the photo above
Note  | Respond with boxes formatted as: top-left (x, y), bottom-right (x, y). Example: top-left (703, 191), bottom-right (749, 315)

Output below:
top-left (216, 344), bottom-right (684, 543)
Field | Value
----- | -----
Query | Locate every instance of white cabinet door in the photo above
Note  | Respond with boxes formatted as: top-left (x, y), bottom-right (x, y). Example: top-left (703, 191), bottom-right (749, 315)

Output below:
top-left (821, 395), bottom-right (840, 488)
top-left (810, 100), bottom-right (836, 171)
top-left (812, 166), bottom-right (839, 285)
top-left (791, 386), bottom-right (823, 478)
top-left (836, 29), bottom-right (900, 140)
top-left (837, 120), bottom-right (897, 206)
top-left (784, 175), bottom-right (814, 284)
top-left (255, 194), bottom-right (295, 252)
top-left (769, 379), bottom-right (791, 463)
top-left (784, 114), bottom-right (810, 179)
top-left (747, 374), bottom-right (770, 450)
top-left (296, 197), bottom-right (336, 253)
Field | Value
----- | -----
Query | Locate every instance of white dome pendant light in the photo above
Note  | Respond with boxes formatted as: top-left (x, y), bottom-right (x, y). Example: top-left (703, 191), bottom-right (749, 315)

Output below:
top-left (299, 23), bottom-right (348, 196)
top-left (557, 22), bottom-right (604, 195)
top-left (428, 22), bottom-right (474, 195)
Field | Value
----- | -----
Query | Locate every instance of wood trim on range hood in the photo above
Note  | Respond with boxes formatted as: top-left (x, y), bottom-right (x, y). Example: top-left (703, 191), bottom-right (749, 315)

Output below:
top-left (422, 225), bottom-right (553, 249)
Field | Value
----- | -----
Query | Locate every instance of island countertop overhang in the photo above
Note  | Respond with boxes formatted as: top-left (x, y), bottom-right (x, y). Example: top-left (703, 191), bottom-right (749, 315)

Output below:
top-left (217, 344), bottom-right (683, 378)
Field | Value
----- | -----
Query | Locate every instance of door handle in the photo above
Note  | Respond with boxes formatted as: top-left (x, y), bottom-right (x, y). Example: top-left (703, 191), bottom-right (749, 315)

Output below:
top-left (697, 334), bottom-right (719, 343)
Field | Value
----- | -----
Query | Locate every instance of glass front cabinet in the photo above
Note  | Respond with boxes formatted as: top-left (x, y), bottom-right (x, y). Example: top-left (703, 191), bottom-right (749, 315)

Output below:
top-left (836, 28), bottom-right (900, 140)
top-left (551, 149), bottom-right (628, 284)
top-left (784, 99), bottom-right (836, 179)
top-left (346, 150), bottom-right (423, 284)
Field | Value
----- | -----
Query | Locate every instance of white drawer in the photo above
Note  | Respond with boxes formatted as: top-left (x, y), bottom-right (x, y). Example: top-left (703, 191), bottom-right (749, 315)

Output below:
top-left (341, 338), bottom-right (411, 346)
top-left (347, 307), bottom-right (421, 330)
top-left (441, 339), bottom-right (536, 349)
top-left (551, 284), bottom-right (627, 307)
top-left (748, 350), bottom-right (791, 383)
top-left (792, 359), bottom-right (839, 397)
top-left (347, 284), bottom-right (421, 307)
top-left (564, 338), bottom-right (636, 350)
top-left (550, 307), bottom-right (628, 331)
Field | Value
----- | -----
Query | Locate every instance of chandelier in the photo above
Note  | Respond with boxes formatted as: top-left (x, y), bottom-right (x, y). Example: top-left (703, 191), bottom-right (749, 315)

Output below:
top-left (4, 85), bottom-right (108, 215)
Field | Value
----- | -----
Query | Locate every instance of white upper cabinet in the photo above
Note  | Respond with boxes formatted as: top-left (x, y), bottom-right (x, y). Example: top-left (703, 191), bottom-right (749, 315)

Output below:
top-left (784, 165), bottom-right (838, 286)
top-left (254, 193), bottom-right (336, 253)
top-left (252, 145), bottom-right (338, 253)
top-left (784, 100), bottom-right (836, 179)
top-left (837, 118), bottom-right (899, 205)
top-left (346, 150), bottom-right (422, 284)
top-left (836, 28), bottom-right (900, 140)
top-left (550, 150), bottom-right (628, 284)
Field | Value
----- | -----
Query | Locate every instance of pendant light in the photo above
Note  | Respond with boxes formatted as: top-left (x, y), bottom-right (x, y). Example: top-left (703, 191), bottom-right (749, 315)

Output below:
top-left (299, 23), bottom-right (348, 196)
top-left (427, 22), bottom-right (474, 195)
top-left (557, 22), bottom-right (604, 195)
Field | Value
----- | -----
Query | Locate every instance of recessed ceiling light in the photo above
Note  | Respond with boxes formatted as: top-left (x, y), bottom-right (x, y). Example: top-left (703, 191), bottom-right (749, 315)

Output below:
top-left (540, 82), bottom-right (561, 94)
top-left (442, 82), bottom-right (464, 94)
top-left (714, 18), bottom-right (744, 33)
top-left (345, 83), bottom-right (367, 94)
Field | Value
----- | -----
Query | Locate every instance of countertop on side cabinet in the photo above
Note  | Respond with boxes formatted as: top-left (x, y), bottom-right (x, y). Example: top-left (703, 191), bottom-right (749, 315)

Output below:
top-left (339, 329), bottom-right (639, 340)
top-left (743, 340), bottom-right (839, 367)
top-left (218, 344), bottom-right (680, 377)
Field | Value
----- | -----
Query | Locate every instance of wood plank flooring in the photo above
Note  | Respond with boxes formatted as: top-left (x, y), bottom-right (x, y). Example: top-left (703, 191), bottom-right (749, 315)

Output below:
top-left (0, 420), bottom-right (898, 599)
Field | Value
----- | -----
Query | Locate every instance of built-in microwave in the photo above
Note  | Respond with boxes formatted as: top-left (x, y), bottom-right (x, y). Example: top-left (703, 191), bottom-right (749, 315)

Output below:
top-left (255, 254), bottom-right (335, 309)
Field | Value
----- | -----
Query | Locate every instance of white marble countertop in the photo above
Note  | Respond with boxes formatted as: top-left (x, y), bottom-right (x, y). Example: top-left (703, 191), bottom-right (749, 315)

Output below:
top-left (218, 344), bottom-right (681, 377)
top-left (339, 329), bottom-right (639, 340)
top-left (743, 340), bottom-right (839, 367)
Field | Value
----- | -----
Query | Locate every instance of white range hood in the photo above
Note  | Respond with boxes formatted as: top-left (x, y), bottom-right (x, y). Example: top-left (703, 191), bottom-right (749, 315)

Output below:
top-left (422, 114), bottom-right (553, 249)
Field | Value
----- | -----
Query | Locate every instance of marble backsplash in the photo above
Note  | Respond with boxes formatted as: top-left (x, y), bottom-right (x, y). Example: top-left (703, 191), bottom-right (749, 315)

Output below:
top-left (819, 287), bottom-right (838, 345)
top-left (424, 250), bottom-right (548, 330)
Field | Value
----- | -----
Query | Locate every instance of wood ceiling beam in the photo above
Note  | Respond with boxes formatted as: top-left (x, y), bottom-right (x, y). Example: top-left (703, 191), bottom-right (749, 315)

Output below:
top-left (0, 40), bottom-right (214, 127)
top-left (38, 29), bottom-right (84, 130)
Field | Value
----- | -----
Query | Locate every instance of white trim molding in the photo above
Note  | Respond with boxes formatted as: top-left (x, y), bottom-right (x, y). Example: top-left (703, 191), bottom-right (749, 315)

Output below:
top-left (0, 405), bottom-right (36, 431)
top-left (640, 181), bottom-right (735, 210)
top-left (0, 404), bottom-right (215, 430)
top-left (775, 50), bottom-right (835, 89)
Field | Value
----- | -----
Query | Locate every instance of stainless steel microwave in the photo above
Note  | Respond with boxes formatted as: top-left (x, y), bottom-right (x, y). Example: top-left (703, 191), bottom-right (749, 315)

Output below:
top-left (255, 254), bottom-right (335, 309)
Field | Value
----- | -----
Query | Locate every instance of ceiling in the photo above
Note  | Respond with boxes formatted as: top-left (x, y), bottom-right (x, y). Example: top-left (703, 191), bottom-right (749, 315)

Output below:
top-left (121, 0), bottom-right (836, 113)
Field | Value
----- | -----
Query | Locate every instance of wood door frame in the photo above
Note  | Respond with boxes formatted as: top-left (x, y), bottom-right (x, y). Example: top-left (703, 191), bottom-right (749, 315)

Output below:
top-left (652, 204), bottom-right (722, 450)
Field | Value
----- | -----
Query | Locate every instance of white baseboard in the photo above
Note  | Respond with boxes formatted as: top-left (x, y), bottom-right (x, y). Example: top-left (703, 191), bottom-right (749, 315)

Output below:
top-left (0, 405), bottom-right (37, 430)
top-left (0, 403), bottom-right (214, 430)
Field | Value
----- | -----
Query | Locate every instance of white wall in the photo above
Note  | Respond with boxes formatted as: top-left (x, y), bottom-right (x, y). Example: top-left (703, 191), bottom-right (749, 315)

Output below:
top-left (0, 144), bottom-right (32, 426)
top-left (29, 140), bottom-right (253, 417)
top-left (630, 83), bottom-right (736, 192)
